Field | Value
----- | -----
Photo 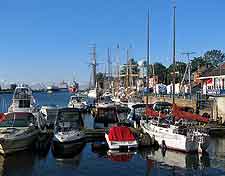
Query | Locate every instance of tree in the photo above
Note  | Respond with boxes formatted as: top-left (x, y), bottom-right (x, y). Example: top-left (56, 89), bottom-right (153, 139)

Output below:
top-left (191, 50), bottom-right (225, 72)
top-left (166, 61), bottom-right (187, 84)
top-left (191, 56), bottom-right (206, 72)
top-left (203, 49), bottom-right (225, 67)
top-left (149, 62), bottom-right (167, 83)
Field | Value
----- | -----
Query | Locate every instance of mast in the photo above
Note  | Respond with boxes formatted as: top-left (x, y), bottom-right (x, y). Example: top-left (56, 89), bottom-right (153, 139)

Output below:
top-left (126, 48), bottom-right (129, 90)
top-left (172, 5), bottom-right (176, 104)
top-left (107, 48), bottom-right (111, 88)
top-left (89, 44), bottom-right (97, 89)
top-left (146, 10), bottom-right (150, 105)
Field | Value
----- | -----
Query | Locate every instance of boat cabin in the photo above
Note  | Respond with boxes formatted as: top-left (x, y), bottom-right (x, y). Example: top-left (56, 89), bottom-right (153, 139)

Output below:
top-left (55, 108), bottom-right (84, 132)
top-left (9, 86), bottom-right (37, 113)
top-left (93, 107), bottom-right (119, 128)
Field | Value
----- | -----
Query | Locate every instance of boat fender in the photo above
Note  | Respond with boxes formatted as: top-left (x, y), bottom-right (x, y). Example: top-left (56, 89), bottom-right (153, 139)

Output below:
top-left (161, 140), bottom-right (167, 151)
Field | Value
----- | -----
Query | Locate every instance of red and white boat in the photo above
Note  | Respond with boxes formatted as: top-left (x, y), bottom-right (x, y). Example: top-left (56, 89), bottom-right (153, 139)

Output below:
top-left (105, 126), bottom-right (138, 150)
top-left (68, 81), bottom-right (79, 93)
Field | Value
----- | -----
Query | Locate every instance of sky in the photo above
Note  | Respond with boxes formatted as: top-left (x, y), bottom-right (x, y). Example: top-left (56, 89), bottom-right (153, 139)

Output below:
top-left (0, 0), bottom-right (225, 85)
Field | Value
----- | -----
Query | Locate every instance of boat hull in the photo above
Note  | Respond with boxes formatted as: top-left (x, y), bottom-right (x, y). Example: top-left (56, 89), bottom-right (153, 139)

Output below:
top-left (0, 131), bottom-right (39, 155)
top-left (140, 121), bottom-right (199, 153)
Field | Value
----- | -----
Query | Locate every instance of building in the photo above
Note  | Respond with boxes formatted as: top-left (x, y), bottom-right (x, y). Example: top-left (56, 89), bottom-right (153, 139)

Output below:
top-left (198, 64), bottom-right (225, 96)
top-left (198, 64), bottom-right (225, 122)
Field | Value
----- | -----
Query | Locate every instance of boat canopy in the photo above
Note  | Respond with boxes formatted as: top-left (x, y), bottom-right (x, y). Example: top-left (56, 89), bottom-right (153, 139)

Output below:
top-left (108, 126), bottom-right (135, 141)
top-left (145, 104), bottom-right (209, 123)
top-left (172, 104), bottom-right (209, 123)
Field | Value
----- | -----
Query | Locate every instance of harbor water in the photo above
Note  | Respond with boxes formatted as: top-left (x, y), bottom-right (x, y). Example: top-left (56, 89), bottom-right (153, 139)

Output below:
top-left (0, 92), bottom-right (225, 176)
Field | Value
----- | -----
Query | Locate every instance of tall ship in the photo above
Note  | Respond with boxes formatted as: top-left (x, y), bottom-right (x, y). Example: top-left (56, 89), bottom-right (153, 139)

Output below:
top-left (68, 80), bottom-right (79, 93)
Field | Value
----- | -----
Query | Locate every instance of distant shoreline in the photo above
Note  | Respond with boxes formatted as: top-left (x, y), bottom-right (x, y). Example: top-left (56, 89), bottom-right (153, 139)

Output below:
top-left (0, 89), bottom-right (46, 94)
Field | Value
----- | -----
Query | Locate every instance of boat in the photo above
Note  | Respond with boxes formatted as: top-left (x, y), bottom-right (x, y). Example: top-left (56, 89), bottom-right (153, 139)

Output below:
top-left (68, 80), bottom-right (79, 93)
top-left (52, 108), bottom-right (85, 155)
top-left (0, 112), bottom-right (40, 155)
top-left (105, 126), bottom-right (138, 150)
top-left (40, 104), bottom-right (58, 128)
top-left (47, 85), bottom-right (59, 93)
top-left (92, 106), bottom-right (119, 129)
top-left (96, 95), bottom-right (115, 108)
top-left (67, 95), bottom-right (87, 111)
top-left (127, 103), bottom-right (149, 128)
top-left (8, 85), bottom-right (39, 113)
top-left (140, 117), bottom-right (209, 153)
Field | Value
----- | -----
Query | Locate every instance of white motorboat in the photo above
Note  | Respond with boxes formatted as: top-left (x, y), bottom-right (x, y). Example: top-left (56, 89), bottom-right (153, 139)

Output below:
top-left (68, 95), bottom-right (87, 111)
top-left (140, 119), bottom-right (209, 153)
top-left (105, 126), bottom-right (138, 150)
top-left (8, 85), bottom-right (39, 113)
top-left (0, 112), bottom-right (40, 155)
top-left (40, 104), bottom-right (58, 128)
top-left (52, 108), bottom-right (85, 155)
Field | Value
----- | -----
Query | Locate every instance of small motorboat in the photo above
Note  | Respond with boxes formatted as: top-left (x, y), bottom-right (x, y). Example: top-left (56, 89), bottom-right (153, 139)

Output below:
top-left (40, 104), bottom-right (58, 128)
top-left (0, 112), bottom-right (40, 155)
top-left (68, 95), bottom-right (87, 112)
top-left (105, 126), bottom-right (138, 150)
top-left (52, 108), bottom-right (85, 155)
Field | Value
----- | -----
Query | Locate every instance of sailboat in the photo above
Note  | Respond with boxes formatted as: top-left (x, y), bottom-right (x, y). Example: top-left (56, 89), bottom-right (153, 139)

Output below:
top-left (140, 7), bottom-right (209, 153)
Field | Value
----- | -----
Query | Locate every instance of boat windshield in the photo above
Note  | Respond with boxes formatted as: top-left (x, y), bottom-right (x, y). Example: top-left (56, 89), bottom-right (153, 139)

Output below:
top-left (57, 111), bottom-right (82, 131)
top-left (14, 88), bottom-right (31, 99)
top-left (0, 114), bottom-right (34, 128)
top-left (95, 108), bottom-right (118, 123)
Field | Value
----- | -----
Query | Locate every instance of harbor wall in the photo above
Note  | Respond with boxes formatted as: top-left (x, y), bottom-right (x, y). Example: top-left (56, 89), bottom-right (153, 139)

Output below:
top-left (144, 96), bottom-right (197, 109)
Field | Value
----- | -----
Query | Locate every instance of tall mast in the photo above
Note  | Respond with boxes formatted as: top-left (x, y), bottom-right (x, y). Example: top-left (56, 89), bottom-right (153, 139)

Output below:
top-left (146, 10), bottom-right (150, 105)
top-left (89, 44), bottom-right (97, 89)
top-left (172, 5), bottom-right (176, 104)
top-left (107, 48), bottom-right (111, 88)
top-left (126, 48), bottom-right (129, 89)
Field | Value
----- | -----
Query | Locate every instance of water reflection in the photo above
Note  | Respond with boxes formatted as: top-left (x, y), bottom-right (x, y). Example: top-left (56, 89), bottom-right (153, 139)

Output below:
top-left (107, 151), bottom-right (135, 162)
top-left (0, 151), bottom-right (35, 176)
top-left (52, 142), bottom-right (85, 168)
top-left (140, 148), bottom-right (210, 170)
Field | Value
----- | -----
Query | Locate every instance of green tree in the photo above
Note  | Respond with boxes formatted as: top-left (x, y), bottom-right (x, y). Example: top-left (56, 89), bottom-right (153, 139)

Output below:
top-left (191, 50), bottom-right (225, 72)
top-left (166, 61), bottom-right (187, 84)
top-left (150, 62), bottom-right (167, 83)
top-left (203, 49), bottom-right (225, 67)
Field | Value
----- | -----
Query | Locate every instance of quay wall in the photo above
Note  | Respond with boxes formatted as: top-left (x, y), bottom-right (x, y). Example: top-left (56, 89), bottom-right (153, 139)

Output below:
top-left (144, 96), bottom-right (197, 109)
top-left (144, 95), bottom-right (225, 122)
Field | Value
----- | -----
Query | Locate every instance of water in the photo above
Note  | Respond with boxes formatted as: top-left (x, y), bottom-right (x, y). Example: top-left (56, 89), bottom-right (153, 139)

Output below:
top-left (0, 92), bottom-right (225, 176)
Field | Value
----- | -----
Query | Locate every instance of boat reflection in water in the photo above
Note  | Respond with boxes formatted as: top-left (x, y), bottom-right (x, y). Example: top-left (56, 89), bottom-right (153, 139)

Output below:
top-left (52, 142), bottom-right (85, 168)
top-left (140, 148), bottom-right (210, 175)
top-left (106, 150), bottom-right (135, 163)
top-left (91, 141), bottom-right (135, 163)
top-left (0, 150), bottom-right (35, 176)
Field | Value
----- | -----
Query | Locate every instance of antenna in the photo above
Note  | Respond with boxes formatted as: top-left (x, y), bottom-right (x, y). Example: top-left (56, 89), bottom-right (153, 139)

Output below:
top-left (181, 52), bottom-right (196, 98)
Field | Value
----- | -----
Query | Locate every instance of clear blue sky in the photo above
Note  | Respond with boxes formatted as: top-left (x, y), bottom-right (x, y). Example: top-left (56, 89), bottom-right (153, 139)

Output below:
top-left (0, 0), bottom-right (225, 85)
